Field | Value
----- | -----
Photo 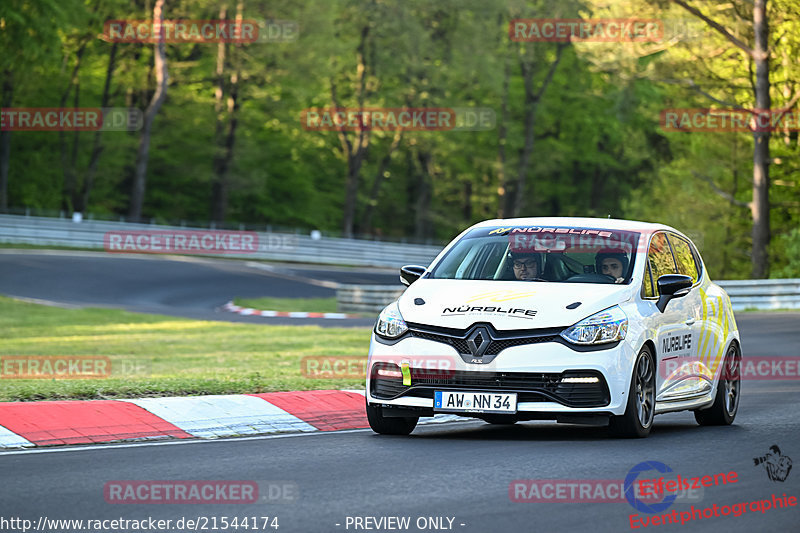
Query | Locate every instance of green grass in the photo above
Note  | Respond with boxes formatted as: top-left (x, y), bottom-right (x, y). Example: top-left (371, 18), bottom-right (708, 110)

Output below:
top-left (233, 296), bottom-right (339, 313)
top-left (0, 296), bottom-right (370, 402)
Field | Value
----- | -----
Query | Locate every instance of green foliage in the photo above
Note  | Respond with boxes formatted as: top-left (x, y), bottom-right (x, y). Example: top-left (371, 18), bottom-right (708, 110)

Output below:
top-left (2, 0), bottom-right (798, 277)
top-left (773, 228), bottom-right (800, 278)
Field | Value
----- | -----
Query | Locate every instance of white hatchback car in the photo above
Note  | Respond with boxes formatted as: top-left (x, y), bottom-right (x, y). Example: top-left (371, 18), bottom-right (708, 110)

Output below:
top-left (366, 217), bottom-right (741, 438)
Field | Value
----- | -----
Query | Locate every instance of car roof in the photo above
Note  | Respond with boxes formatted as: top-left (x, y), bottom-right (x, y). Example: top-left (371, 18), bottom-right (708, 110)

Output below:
top-left (471, 216), bottom-right (671, 234)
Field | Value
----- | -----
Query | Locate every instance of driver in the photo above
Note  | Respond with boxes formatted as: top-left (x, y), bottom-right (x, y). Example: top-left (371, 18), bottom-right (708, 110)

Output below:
top-left (510, 251), bottom-right (543, 281)
top-left (595, 249), bottom-right (629, 284)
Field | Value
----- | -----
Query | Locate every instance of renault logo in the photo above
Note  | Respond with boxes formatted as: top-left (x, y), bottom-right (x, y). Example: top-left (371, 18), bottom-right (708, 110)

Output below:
top-left (466, 327), bottom-right (492, 358)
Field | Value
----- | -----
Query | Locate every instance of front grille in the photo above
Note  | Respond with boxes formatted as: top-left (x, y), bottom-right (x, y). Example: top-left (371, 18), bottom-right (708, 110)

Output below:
top-left (408, 323), bottom-right (559, 358)
top-left (370, 363), bottom-right (609, 408)
top-left (410, 330), bottom-right (474, 354)
top-left (484, 336), bottom-right (556, 355)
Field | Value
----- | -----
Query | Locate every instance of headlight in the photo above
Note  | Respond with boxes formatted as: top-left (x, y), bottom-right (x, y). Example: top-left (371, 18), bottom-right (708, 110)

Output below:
top-left (375, 301), bottom-right (408, 339)
top-left (560, 305), bottom-right (628, 345)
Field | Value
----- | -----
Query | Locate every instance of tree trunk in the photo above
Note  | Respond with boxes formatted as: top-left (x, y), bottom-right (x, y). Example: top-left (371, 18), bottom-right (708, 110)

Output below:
top-left (129, 0), bottom-right (168, 222)
top-left (342, 156), bottom-right (364, 236)
top-left (513, 60), bottom-right (539, 218)
top-left (80, 42), bottom-right (118, 212)
top-left (670, 0), bottom-right (773, 277)
top-left (750, 0), bottom-right (770, 278)
top-left (414, 149), bottom-right (432, 240)
top-left (463, 180), bottom-right (472, 222)
top-left (211, 3), bottom-right (232, 223)
top-left (511, 44), bottom-right (565, 217)
top-left (780, 47), bottom-right (795, 147)
top-left (497, 58), bottom-right (511, 217)
top-left (69, 63), bottom-right (82, 210)
top-left (0, 69), bottom-right (12, 211)
top-left (360, 128), bottom-right (402, 234)
top-left (338, 25), bottom-right (370, 238)
top-left (213, 66), bottom-right (241, 223)
top-left (59, 42), bottom-right (87, 213)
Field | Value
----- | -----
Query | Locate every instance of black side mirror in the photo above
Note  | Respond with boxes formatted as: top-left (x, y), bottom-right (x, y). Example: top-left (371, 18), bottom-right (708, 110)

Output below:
top-left (400, 265), bottom-right (427, 286)
top-left (655, 274), bottom-right (693, 313)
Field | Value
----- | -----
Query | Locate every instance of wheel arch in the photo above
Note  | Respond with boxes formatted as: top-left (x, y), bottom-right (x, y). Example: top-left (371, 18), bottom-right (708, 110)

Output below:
top-left (641, 338), bottom-right (657, 357)
top-left (625, 338), bottom-right (657, 386)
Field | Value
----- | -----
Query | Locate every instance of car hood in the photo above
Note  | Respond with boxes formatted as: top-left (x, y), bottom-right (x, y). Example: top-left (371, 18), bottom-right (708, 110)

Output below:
top-left (398, 279), bottom-right (633, 330)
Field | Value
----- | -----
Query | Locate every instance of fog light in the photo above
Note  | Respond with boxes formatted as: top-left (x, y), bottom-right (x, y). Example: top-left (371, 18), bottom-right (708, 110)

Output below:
top-left (561, 376), bottom-right (600, 383)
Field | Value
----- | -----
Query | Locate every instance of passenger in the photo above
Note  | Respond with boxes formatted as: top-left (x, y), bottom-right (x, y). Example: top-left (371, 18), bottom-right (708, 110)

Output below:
top-left (595, 250), bottom-right (628, 284)
top-left (510, 252), bottom-right (543, 281)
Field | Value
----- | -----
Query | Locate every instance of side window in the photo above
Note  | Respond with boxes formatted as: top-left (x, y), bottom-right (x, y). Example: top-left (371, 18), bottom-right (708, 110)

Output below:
top-left (689, 241), bottom-right (704, 281)
top-left (477, 243), bottom-right (506, 278)
top-left (643, 262), bottom-right (654, 298)
top-left (467, 244), bottom-right (498, 279)
top-left (647, 232), bottom-right (677, 286)
top-left (668, 235), bottom-right (699, 283)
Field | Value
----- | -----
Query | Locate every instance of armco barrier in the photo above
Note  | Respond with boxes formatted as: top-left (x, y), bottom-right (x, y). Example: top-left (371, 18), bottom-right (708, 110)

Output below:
top-left (0, 214), bottom-right (442, 268)
top-left (1, 215), bottom-right (798, 312)
top-left (716, 279), bottom-right (800, 311)
top-left (337, 284), bottom-right (405, 313)
top-left (338, 280), bottom-right (800, 314)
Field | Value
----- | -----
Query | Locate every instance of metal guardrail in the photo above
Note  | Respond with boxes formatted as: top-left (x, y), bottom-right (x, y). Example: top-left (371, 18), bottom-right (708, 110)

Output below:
top-left (338, 279), bottom-right (800, 314)
top-left (2, 214), bottom-right (798, 312)
top-left (0, 214), bottom-right (442, 268)
top-left (337, 284), bottom-right (405, 313)
top-left (717, 279), bottom-right (800, 311)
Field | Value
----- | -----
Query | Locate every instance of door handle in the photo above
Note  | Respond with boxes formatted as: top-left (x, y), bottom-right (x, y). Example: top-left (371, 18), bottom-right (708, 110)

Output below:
top-left (685, 318), bottom-right (696, 326)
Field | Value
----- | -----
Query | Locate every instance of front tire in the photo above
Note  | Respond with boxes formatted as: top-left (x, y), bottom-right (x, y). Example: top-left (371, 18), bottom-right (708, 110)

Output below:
top-left (609, 345), bottom-right (656, 438)
top-left (366, 401), bottom-right (418, 435)
top-left (694, 343), bottom-right (740, 426)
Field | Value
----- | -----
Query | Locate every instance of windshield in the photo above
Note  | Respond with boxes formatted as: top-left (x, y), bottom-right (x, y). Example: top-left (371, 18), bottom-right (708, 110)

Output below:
top-left (430, 226), bottom-right (639, 284)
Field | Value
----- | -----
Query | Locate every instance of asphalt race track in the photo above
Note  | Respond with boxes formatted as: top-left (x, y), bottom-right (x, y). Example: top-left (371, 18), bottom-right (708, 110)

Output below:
top-left (0, 250), bottom-right (399, 326)
top-left (1, 311), bottom-right (798, 533)
top-left (1, 249), bottom-right (798, 532)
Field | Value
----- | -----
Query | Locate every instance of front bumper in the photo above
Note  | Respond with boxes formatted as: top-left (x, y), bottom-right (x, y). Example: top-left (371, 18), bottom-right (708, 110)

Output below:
top-left (366, 330), bottom-right (635, 417)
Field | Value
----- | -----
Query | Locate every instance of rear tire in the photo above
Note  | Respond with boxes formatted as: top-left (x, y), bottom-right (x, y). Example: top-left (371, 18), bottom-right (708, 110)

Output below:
top-left (366, 401), bottom-right (418, 435)
top-left (694, 343), bottom-right (740, 426)
top-left (609, 345), bottom-right (656, 438)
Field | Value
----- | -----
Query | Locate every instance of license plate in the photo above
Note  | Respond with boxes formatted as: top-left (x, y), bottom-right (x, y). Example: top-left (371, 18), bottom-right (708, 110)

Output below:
top-left (434, 391), bottom-right (517, 414)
